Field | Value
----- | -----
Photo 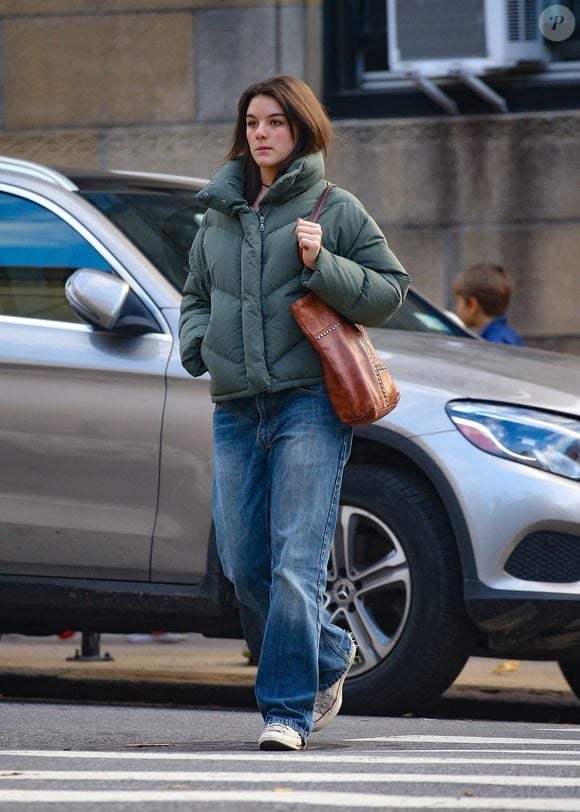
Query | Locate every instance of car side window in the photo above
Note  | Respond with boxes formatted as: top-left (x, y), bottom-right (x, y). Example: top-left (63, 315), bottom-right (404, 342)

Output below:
top-left (0, 192), bottom-right (112, 323)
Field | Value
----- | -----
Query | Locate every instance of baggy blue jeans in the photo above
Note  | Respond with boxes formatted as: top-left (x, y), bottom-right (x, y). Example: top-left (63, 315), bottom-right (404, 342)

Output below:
top-left (212, 384), bottom-right (353, 742)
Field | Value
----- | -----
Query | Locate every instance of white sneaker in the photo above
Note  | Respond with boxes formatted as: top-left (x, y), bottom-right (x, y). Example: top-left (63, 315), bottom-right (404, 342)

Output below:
top-left (312, 637), bottom-right (356, 733)
top-left (258, 723), bottom-right (305, 751)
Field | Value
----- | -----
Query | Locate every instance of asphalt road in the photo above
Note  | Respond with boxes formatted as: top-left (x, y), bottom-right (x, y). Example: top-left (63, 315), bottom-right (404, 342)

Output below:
top-left (1, 703), bottom-right (580, 810)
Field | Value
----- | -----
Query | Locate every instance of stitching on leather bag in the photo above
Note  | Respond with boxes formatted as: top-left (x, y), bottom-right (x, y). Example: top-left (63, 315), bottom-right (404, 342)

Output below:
top-left (358, 330), bottom-right (389, 406)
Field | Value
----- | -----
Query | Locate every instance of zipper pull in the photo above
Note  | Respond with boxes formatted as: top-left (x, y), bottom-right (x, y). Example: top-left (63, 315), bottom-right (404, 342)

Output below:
top-left (259, 214), bottom-right (265, 232)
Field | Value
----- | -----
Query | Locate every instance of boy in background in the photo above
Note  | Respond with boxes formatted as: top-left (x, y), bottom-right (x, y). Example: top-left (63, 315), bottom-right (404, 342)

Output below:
top-left (453, 262), bottom-right (524, 346)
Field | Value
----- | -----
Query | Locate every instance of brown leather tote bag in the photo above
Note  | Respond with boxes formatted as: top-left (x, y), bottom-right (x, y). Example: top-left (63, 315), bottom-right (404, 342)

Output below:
top-left (291, 185), bottom-right (400, 426)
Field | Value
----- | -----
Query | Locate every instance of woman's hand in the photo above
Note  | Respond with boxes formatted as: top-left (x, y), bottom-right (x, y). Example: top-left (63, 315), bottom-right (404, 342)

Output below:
top-left (295, 218), bottom-right (322, 269)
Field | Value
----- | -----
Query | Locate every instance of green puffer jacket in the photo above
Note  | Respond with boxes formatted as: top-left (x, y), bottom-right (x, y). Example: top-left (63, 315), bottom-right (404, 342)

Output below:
top-left (179, 152), bottom-right (410, 401)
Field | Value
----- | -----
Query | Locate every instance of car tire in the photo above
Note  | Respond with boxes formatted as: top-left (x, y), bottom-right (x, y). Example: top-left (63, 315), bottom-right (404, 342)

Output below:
top-left (240, 463), bottom-right (471, 715)
top-left (558, 661), bottom-right (580, 699)
top-left (336, 464), bottom-right (470, 715)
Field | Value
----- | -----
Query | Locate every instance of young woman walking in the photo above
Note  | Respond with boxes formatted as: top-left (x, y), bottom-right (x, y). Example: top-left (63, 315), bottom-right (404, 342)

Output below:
top-left (179, 75), bottom-right (410, 750)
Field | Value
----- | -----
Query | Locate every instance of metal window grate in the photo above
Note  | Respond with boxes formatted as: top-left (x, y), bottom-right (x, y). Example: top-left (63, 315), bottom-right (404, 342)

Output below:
top-left (508, 0), bottom-right (520, 41)
top-left (507, 0), bottom-right (541, 43)
top-left (524, 0), bottom-right (539, 40)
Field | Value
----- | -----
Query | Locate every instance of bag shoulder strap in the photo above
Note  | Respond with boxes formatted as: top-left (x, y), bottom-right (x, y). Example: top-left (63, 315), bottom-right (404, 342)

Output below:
top-left (308, 183), bottom-right (336, 222)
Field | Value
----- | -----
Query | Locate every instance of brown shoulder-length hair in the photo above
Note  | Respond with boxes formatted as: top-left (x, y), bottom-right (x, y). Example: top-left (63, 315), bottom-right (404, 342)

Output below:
top-left (226, 75), bottom-right (333, 203)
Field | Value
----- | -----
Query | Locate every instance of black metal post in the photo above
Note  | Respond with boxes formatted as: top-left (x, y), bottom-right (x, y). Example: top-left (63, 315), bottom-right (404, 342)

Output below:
top-left (66, 632), bottom-right (113, 662)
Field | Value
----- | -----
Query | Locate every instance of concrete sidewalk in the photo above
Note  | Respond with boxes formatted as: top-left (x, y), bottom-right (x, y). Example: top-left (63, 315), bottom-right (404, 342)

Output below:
top-left (1, 632), bottom-right (579, 715)
top-left (0, 633), bottom-right (256, 708)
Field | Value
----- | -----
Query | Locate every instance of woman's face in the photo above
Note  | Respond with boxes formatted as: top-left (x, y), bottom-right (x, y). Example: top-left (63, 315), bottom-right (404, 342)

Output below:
top-left (246, 94), bottom-right (296, 180)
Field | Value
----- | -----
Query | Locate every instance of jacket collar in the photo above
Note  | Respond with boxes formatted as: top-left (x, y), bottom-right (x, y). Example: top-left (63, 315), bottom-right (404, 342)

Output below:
top-left (197, 152), bottom-right (325, 215)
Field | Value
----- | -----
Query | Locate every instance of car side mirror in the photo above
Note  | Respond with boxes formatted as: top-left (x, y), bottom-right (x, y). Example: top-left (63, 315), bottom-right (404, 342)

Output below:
top-left (65, 269), bottom-right (161, 335)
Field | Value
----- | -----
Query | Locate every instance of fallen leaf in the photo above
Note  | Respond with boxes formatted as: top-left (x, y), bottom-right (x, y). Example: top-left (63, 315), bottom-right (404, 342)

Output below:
top-left (493, 660), bottom-right (520, 675)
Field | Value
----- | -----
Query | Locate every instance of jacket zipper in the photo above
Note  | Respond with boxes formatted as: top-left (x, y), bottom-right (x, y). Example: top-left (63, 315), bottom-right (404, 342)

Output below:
top-left (256, 206), bottom-right (277, 385)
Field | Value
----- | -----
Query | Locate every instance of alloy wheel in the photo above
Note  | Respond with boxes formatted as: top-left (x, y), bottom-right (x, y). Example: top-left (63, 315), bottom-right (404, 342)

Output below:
top-left (325, 505), bottom-right (412, 677)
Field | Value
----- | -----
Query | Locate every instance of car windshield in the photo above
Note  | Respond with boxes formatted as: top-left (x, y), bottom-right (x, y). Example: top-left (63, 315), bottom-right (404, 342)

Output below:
top-left (82, 189), bottom-right (204, 292)
top-left (83, 187), bottom-right (471, 338)
top-left (383, 289), bottom-right (472, 336)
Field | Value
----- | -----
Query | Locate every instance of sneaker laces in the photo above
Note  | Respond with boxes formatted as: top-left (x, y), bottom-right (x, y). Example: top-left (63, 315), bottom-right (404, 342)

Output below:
top-left (314, 691), bottom-right (330, 711)
top-left (314, 688), bottom-right (333, 713)
top-left (265, 723), bottom-right (291, 733)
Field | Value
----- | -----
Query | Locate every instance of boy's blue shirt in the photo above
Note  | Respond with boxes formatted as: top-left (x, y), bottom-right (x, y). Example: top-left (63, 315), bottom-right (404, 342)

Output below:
top-left (480, 316), bottom-right (524, 346)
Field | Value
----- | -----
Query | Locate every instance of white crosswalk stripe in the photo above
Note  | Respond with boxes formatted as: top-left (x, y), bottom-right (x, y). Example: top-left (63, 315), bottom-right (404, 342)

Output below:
top-left (0, 791), bottom-right (580, 808)
top-left (347, 735), bottom-right (580, 745)
top-left (2, 770), bottom-right (580, 787)
top-left (2, 731), bottom-right (580, 809)
top-left (3, 750), bottom-right (579, 766)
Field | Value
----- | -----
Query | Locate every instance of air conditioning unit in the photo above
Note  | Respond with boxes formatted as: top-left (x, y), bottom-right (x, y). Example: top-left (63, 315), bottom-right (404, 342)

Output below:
top-left (387, 0), bottom-right (549, 78)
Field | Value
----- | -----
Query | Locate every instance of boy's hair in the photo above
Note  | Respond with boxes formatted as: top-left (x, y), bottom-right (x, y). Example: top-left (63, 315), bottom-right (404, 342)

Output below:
top-left (452, 263), bottom-right (513, 317)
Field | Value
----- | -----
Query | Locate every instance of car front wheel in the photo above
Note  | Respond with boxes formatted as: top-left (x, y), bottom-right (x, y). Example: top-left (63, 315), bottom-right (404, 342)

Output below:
top-left (334, 464), bottom-right (471, 715)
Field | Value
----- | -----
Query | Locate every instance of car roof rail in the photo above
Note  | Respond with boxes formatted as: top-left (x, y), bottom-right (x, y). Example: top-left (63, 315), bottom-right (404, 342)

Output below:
top-left (0, 156), bottom-right (78, 191)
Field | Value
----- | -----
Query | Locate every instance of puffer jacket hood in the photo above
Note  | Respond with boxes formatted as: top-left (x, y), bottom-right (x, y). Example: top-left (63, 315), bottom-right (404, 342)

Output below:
top-left (179, 153), bottom-right (410, 401)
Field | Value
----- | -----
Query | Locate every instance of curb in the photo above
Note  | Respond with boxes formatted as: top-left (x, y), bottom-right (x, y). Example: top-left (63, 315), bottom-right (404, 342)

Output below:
top-left (1, 671), bottom-right (579, 723)
top-left (0, 671), bottom-right (256, 708)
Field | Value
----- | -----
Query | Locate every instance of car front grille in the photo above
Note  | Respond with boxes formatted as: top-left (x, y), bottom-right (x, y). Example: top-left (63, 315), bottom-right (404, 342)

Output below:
top-left (505, 531), bottom-right (580, 583)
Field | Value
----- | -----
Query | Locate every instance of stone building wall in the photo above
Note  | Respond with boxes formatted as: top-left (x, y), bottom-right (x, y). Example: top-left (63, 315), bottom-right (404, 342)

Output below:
top-left (0, 0), bottom-right (579, 350)
top-left (326, 114), bottom-right (580, 352)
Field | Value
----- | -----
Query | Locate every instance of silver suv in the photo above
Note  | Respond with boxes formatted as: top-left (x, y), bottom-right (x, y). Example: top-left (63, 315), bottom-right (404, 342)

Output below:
top-left (1, 156), bottom-right (580, 714)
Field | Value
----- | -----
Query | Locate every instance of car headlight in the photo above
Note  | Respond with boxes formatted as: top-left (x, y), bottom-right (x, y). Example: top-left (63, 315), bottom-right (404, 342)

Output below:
top-left (446, 401), bottom-right (580, 482)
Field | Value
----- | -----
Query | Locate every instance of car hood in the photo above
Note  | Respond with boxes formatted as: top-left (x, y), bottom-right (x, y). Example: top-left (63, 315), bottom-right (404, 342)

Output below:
top-left (370, 330), bottom-right (580, 418)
